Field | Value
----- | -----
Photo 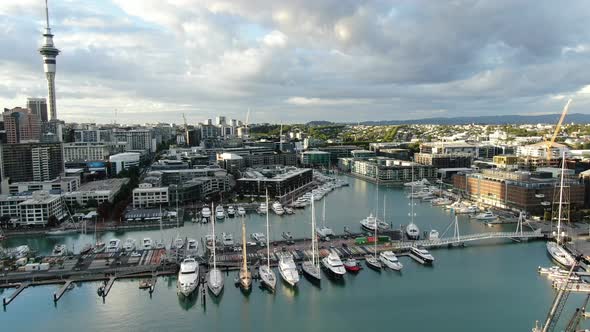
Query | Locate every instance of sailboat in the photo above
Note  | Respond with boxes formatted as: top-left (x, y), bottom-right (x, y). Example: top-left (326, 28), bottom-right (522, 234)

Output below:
top-left (207, 203), bottom-right (224, 296)
top-left (302, 195), bottom-right (322, 282)
top-left (154, 205), bottom-right (165, 249)
top-left (172, 189), bottom-right (183, 250)
top-left (406, 169), bottom-right (420, 240)
top-left (316, 199), bottom-right (334, 239)
top-left (238, 216), bottom-right (252, 291)
top-left (546, 152), bottom-right (575, 268)
top-left (259, 190), bottom-right (277, 291)
top-left (365, 181), bottom-right (382, 270)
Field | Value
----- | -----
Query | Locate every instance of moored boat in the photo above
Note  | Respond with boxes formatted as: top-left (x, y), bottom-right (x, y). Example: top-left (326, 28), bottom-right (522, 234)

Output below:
top-left (177, 257), bottom-right (199, 297)
top-left (321, 251), bottom-right (346, 277)
top-left (207, 203), bottom-right (224, 297)
top-left (380, 251), bottom-right (403, 271)
top-left (278, 252), bottom-right (299, 287)
top-left (409, 247), bottom-right (435, 265)
top-left (343, 258), bottom-right (362, 272)
top-left (406, 222), bottom-right (420, 240)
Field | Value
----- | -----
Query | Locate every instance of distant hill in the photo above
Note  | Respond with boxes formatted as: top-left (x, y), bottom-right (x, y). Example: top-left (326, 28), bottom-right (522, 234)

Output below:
top-left (306, 120), bottom-right (334, 127)
top-left (357, 113), bottom-right (590, 125)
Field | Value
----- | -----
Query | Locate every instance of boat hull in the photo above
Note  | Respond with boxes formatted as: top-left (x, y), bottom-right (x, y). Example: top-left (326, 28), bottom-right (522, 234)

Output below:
top-left (546, 242), bottom-right (575, 268)
top-left (259, 266), bottom-right (277, 291)
top-left (301, 261), bottom-right (321, 282)
top-left (207, 269), bottom-right (224, 297)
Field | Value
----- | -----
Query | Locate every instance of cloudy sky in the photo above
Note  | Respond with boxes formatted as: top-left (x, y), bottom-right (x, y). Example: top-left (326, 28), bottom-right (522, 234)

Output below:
top-left (1, 0), bottom-right (589, 124)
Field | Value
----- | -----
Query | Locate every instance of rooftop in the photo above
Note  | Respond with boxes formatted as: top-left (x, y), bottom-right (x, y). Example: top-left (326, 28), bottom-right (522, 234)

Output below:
top-left (76, 178), bottom-right (129, 192)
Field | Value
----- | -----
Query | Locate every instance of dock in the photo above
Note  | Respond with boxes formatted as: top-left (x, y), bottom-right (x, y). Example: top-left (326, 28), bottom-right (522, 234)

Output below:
top-left (3, 282), bottom-right (30, 307)
top-left (102, 276), bottom-right (116, 298)
top-left (53, 280), bottom-right (73, 302)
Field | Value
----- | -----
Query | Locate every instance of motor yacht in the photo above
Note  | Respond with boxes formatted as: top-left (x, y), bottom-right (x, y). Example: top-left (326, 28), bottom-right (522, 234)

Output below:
top-left (409, 247), bottom-right (435, 265)
top-left (237, 206), bottom-right (246, 216)
top-left (187, 238), bottom-right (198, 255)
top-left (221, 232), bottom-right (234, 246)
top-left (257, 202), bottom-right (268, 214)
top-left (52, 244), bottom-right (67, 256)
top-left (360, 213), bottom-right (390, 232)
top-left (406, 222), bottom-right (420, 240)
top-left (215, 205), bottom-right (225, 220)
top-left (250, 232), bottom-right (266, 244)
top-left (205, 234), bottom-right (216, 250)
top-left (380, 251), bottom-right (403, 271)
top-left (123, 238), bottom-right (136, 252)
top-left (106, 239), bottom-right (121, 253)
top-left (201, 207), bottom-right (211, 219)
top-left (428, 230), bottom-right (440, 240)
top-left (177, 257), bottom-right (199, 297)
top-left (227, 206), bottom-right (236, 218)
top-left (473, 211), bottom-right (497, 221)
top-left (321, 252), bottom-right (346, 277)
top-left (93, 242), bottom-right (106, 253)
top-left (142, 238), bottom-right (153, 250)
top-left (272, 202), bottom-right (285, 216)
top-left (278, 253), bottom-right (300, 287)
top-left (316, 226), bottom-right (335, 239)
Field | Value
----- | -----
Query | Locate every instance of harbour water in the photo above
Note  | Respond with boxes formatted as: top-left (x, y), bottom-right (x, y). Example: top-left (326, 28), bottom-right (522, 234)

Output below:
top-left (1, 176), bottom-right (588, 331)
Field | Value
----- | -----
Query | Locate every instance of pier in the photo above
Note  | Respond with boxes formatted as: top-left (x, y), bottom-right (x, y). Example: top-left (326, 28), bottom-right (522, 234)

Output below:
top-left (53, 280), bottom-right (73, 302)
top-left (3, 282), bottom-right (30, 307)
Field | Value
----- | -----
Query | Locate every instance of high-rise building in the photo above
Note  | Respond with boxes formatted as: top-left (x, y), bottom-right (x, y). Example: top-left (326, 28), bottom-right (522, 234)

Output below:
top-left (0, 142), bottom-right (64, 182)
top-left (3, 107), bottom-right (41, 143)
top-left (26, 98), bottom-right (48, 123)
top-left (216, 116), bottom-right (226, 126)
top-left (38, 0), bottom-right (60, 121)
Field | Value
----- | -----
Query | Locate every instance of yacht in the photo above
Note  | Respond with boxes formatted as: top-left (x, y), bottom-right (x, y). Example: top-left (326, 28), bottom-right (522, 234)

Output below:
top-left (432, 198), bottom-right (453, 206)
top-left (142, 238), bottom-right (153, 250)
top-left (80, 243), bottom-right (93, 255)
top-left (221, 232), bottom-right (234, 246)
top-left (428, 229), bottom-right (440, 240)
top-left (215, 205), bottom-right (225, 220)
top-left (473, 211), bottom-right (497, 221)
top-left (250, 232), bottom-right (266, 244)
top-left (456, 205), bottom-right (478, 214)
top-left (238, 218), bottom-right (252, 291)
top-left (316, 226), bottom-right (335, 239)
top-left (13, 245), bottom-right (30, 259)
top-left (177, 257), bottom-right (199, 297)
top-left (322, 252), bottom-right (346, 277)
top-left (272, 202), bottom-right (285, 216)
top-left (173, 237), bottom-right (184, 250)
top-left (278, 252), bottom-right (300, 287)
top-left (257, 202), bottom-right (268, 214)
top-left (227, 206), bottom-right (236, 218)
top-left (409, 247), bottom-right (435, 265)
top-left (260, 192), bottom-right (277, 291)
top-left (106, 239), bottom-right (121, 253)
top-left (207, 203), bottom-right (224, 297)
top-left (343, 258), bottom-right (362, 272)
top-left (52, 244), bottom-right (67, 256)
top-left (380, 251), bottom-right (403, 271)
top-left (284, 207), bottom-right (294, 215)
top-left (93, 242), bottom-right (106, 253)
top-left (365, 255), bottom-right (382, 270)
top-left (546, 241), bottom-right (575, 268)
top-left (186, 238), bottom-right (198, 255)
top-left (201, 207), bottom-right (211, 220)
top-left (302, 198), bottom-right (321, 282)
top-left (237, 206), bottom-right (246, 216)
top-left (404, 178), bottom-right (430, 187)
top-left (406, 222), bottom-right (420, 240)
top-left (360, 214), bottom-right (390, 232)
top-left (123, 238), bottom-right (136, 252)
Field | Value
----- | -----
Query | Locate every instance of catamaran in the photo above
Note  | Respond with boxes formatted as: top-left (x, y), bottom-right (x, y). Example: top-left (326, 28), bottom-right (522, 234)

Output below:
top-left (207, 203), bottom-right (224, 296)
top-left (302, 195), bottom-right (321, 282)
top-left (546, 151), bottom-right (575, 268)
top-left (259, 190), bottom-right (277, 291)
top-left (238, 216), bottom-right (252, 291)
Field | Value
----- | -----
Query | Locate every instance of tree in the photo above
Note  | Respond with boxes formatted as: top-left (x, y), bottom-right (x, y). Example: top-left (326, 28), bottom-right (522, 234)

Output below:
top-left (47, 215), bottom-right (59, 227)
top-left (86, 198), bottom-right (99, 208)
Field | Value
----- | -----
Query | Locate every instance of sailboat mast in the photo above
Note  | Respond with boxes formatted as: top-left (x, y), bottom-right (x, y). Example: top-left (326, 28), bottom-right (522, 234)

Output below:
top-left (374, 205), bottom-right (378, 259)
top-left (312, 195), bottom-right (316, 266)
top-left (212, 203), bottom-right (216, 270)
top-left (159, 204), bottom-right (163, 244)
top-left (556, 151), bottom-right (566, 244)
top-left (242, 216), bottom-right (247, 272)
top-left (322, 199), bottom-right (326, 227)
top-left (266, 189), bottom-right (270, 269)
top-left (383, 195), bottom-right (386, 225)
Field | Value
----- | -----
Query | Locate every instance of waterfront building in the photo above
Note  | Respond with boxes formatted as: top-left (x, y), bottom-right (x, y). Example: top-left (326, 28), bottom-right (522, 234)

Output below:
top-left (3, 107), bottom-right (41, 143)
top-left (317, 145), bottom-right (360, 164)
top-left (26, 98), bottom-right (48, 123)
top-left (349, 157), bottom-right (437, 184)
top-left (0, 142), bottom-right (64, 183)
top-left (109, 152), bottom-right (140, 175)
top-left (63, 178), bottom-right (129, 207)
top-left (217, 153), bottom-right (245, 174)
top-left (7, 177), bottom-right (79, 195)
top-left (132, 183), bottom-right (169, 208)
top-left (452, 169), bottom-right (585, 214)
top-left (300, 150), bottom-right (330, 167)
top-left (414, 153), bottom-right (472, 168)
top-left (351, 150), bottom-right (377, 160)
top-left (0, 191), bottom-right (67, 226)
top-left (379, 148), bottom-right (410, 160)
top-left (236, 167), bottom-right (313, 198)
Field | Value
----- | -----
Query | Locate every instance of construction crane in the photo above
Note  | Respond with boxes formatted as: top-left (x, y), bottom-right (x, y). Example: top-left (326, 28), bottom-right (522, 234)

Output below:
top-left (544, 99), bottom-right (572, 165)
top-left (182, 113), bottom-right (190, 146)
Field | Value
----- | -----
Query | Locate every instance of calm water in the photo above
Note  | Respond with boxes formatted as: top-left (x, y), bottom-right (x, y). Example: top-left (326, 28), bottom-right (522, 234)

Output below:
top-left (1, 176), bottom-right (587, 331)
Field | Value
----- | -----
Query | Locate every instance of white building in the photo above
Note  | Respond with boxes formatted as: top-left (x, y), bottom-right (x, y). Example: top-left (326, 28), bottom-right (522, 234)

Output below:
top-left (113, 129), bottom-right (155, 153)
top-left (133, 183), bottom-right (169, 208)
top-left (63, 142), bottom-right (125, 162)
top-left (7, 177), bottom-right (79, 195)
top-left (18, 191), bottom-right (66, 226)
top-left (109, 152), bottom-right (140, 175)
top-left (420, 142), bottom-right (479, 157)
top-left (63, 178), bottom-right (128, 206)
top-left (516, 142), bottom-right (569, 159)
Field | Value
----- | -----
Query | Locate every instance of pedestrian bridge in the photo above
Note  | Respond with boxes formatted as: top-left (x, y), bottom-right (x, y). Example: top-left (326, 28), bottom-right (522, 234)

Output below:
top-left (394, 229), bottom-right (544, 250)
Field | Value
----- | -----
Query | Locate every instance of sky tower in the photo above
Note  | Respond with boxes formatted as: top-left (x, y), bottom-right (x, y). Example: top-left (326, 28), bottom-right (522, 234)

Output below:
top-left (38, 0), bottom-right (60, 121)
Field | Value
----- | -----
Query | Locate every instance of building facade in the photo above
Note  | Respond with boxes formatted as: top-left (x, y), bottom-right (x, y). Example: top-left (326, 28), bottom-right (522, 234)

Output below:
top-left (0, 142), bottom-right (64, 183)
top-left (3, 107), bottom-right (41, 143)
top-left (26, 98), bottom-right (48, 123)
top-left (237, 167), bottom-right (313, 197)
top-left (414, 153), bottom-right (472, 168)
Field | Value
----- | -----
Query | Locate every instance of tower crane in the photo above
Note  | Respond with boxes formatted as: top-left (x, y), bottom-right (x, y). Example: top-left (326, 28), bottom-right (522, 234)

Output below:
top-left (544, 99), bottom-right (572, 166)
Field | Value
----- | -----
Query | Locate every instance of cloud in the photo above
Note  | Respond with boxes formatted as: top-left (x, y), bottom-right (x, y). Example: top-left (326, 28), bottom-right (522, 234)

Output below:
top-left (0, 0), bottom-right (590, 123)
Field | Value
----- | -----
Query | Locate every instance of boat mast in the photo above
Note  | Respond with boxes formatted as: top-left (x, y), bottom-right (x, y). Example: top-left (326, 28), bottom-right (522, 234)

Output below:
top-left (311, 194), bottom-right (316, 267)
top-left (374, 200), bottom-right (378, 260)
top-left (266, 189), bottom-right (270, 269)
top-left (241, 216), bottom-right (247, 273)
top-left (322, 198), bottom-right (326, 228)
top-left (159, 204), bottom-right (163, 245)
top-left (556, 151), bottom-right (566, 245)
top-left (383, 195), bottom-right (386, 225)
top-left (212, 202), bottom-right (216, 271)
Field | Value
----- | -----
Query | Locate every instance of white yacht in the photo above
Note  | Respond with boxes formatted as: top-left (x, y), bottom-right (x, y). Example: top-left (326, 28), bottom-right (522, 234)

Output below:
top-left (186, 238), bottom-right (198, 255)
top-left (473, 211), bottom-right (497, 221)
top-left (227, 206), bottom-right (236, 218)
top-left (123, 238), bottom-right (136, 252)
top-left (404, 178), bottom-right (430, 187)
top-left (177, 257), bottom-right (199, 297)
top-left (316, 226), bottom-right (334, 239)
top-left (432, 197), bottom-right (453, 206)
top-left (278, 252), bottom-right (300, 287)
top-left (52, 244), bottom-right (67, 256)
top-left (406, 222), bottom-right (420, 240)
top-left (173, 237), bottom-right (184, 250)
top-left (13, 245), bottom-right (30, 259)
top-left (302, 198), bottom-right (321, 282)
top-left (410, 247), bottom-right (435, 265)
top-left (207, 203), bottom-right (224, 297)
top-left (360, 213), bottom-right (390, 232)
top-left (201, 207), bottom-right (211, 219)
top-left (456, 205), bottom-right (478, 214)
top-left (380, 251), bottom-right (403, 271)
top-left (321, 251), bottom-right (346, 277)
top-left (250, 232), bottom-right (266, 244)
top-left (215, 205), bottom-right (225, 219)
top-left (237, 206), bottom-right (246, 216)
top-left (221, 232), bottom-right (234, 246)
top-left (547, 241), bottom-right (575, 268)
top-left (257, 202), bottom-right (268, 214)
top-left (272, 202), bottom-right (285, 215)
top-left (428, 230), bottom-right (440, 240)
top-left (106, 239), bottom-right (121, 253)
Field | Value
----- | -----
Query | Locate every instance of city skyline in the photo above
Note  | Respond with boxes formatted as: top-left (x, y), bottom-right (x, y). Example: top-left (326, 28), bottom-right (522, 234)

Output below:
top-left (1, 1), bottom-right (590, 124)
